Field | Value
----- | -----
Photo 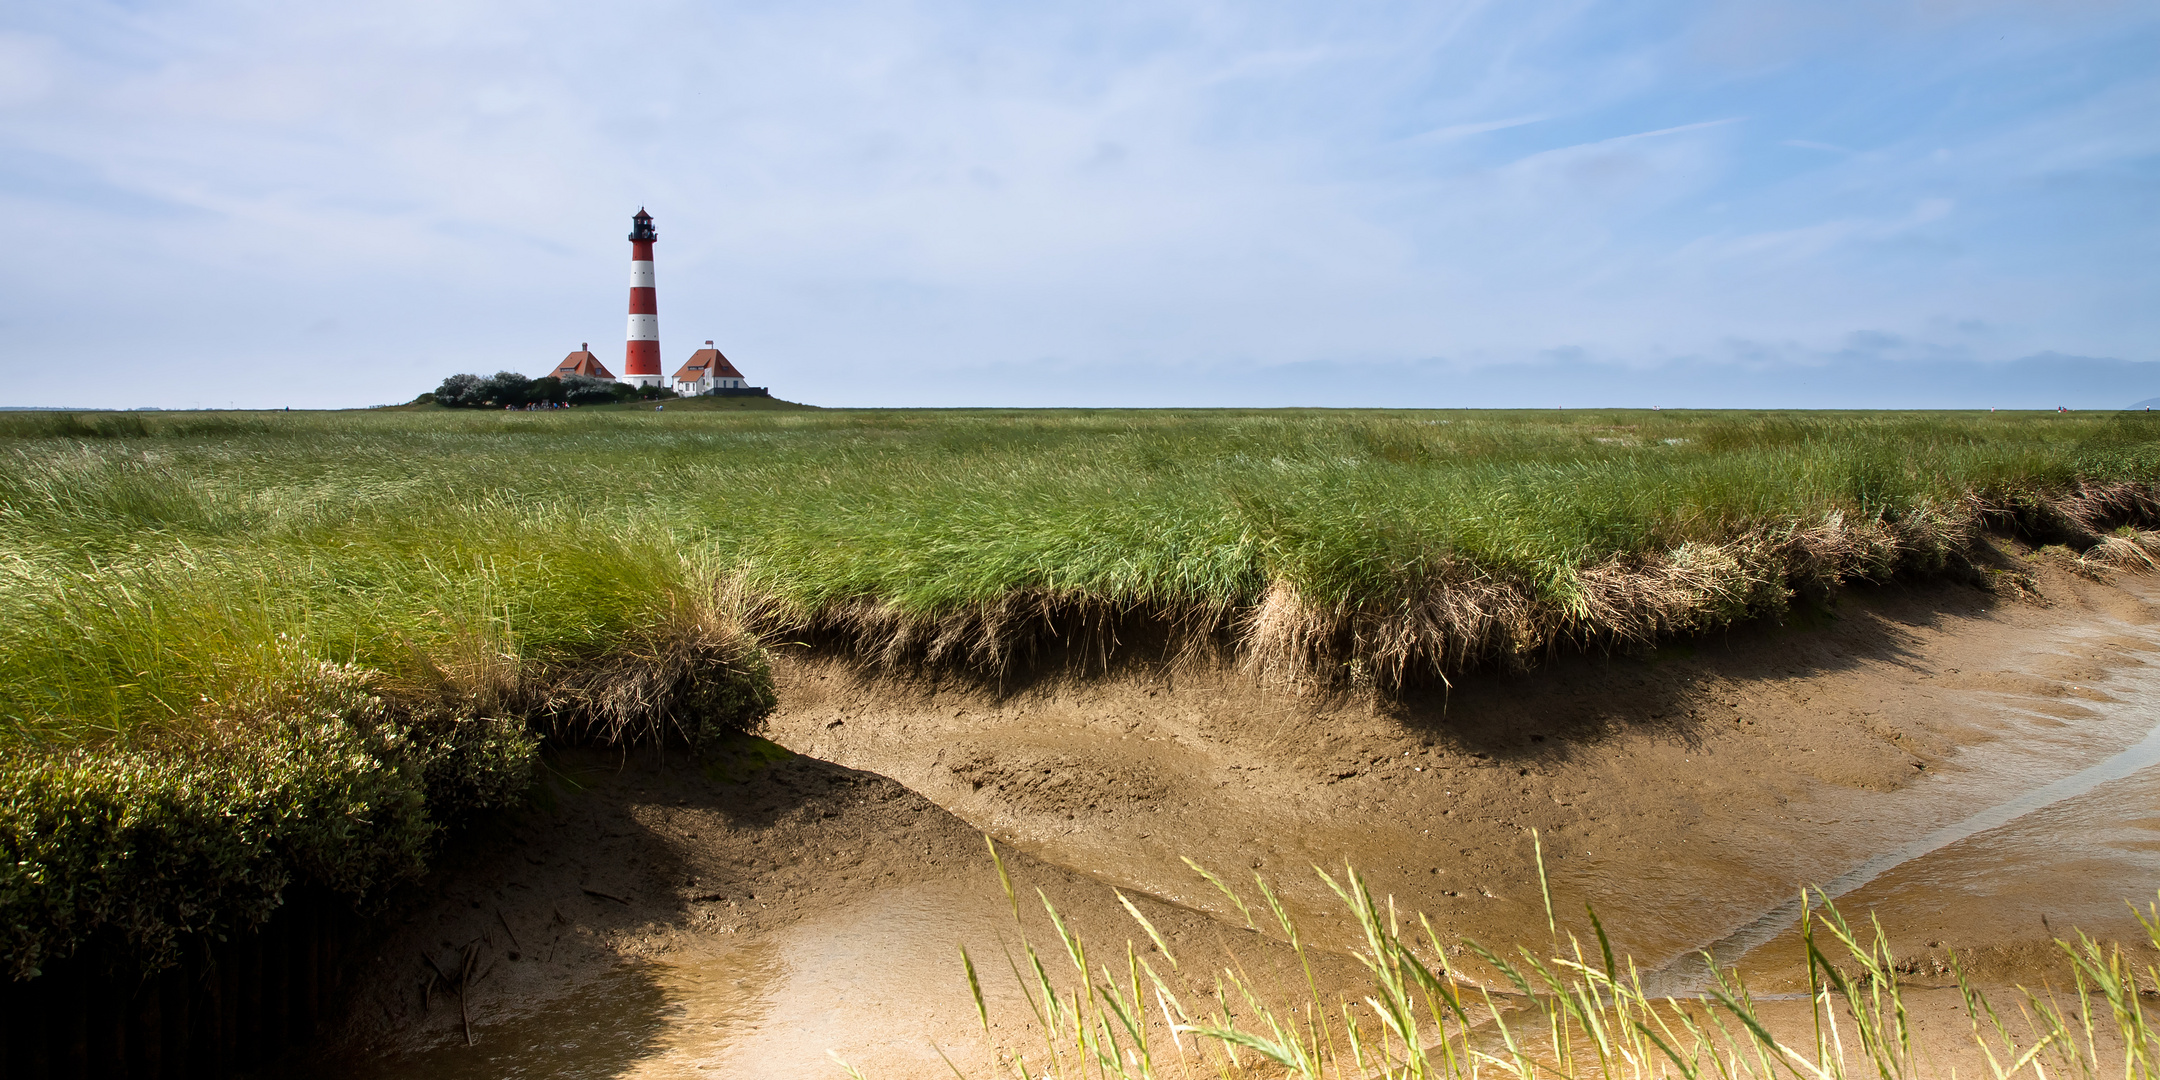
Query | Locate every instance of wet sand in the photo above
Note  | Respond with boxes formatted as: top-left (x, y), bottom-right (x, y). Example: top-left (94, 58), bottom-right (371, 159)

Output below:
top-left (311, 747), bottom-right (1367, 1079)
top-left (309, 540), bottom-right (2160, 1077)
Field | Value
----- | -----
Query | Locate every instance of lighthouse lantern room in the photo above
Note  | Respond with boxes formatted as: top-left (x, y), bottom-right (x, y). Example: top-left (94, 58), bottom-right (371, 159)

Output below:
top-left (622, 208), bottom-right (665, 389)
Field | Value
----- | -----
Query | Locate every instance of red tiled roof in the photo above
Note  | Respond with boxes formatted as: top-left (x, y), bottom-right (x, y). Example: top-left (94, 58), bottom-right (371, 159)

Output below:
top-left (693, 347), bottom-right (745, 380)
top-left (672, 347), bottom-right (746, 382)
top-left (547, 350), bottom-right (615, 381)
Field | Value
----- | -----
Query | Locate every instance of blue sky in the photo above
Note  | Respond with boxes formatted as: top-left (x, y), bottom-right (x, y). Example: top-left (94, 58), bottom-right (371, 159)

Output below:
top-left (0, 0), bottom-right (2154, 409)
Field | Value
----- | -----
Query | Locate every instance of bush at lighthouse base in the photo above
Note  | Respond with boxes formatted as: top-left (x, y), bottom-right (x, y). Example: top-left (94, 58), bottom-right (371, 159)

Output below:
top-left (432, 371), bottom-right (677, 408)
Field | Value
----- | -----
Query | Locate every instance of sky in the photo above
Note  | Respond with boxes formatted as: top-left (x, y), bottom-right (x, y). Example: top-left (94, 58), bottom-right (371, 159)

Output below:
top-left (0, 0), bottom-right (2155, 410)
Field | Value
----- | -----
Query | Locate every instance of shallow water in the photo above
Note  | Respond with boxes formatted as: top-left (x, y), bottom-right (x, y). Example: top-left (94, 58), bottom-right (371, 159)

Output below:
top-left (1656, 712), bottom-right (2160, 991)
top-left (321, 966), bottom-right (677, 1079)
top-left (1524, 613), bottom-right (2160, 989)
top-left (325, 877), bottom-right (1099, 1078)
top-left (627, 882), bottom-right (1025, 1078)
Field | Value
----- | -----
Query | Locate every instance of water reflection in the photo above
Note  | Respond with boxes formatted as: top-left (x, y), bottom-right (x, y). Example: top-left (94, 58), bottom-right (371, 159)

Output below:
top-left (1653, 715), bottom-right (2160, 991)
top-left (321, 965), bottom-right (677, 1080)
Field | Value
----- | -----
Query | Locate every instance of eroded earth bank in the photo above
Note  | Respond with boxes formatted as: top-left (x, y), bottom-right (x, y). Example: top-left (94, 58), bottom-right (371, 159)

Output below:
top-left (311, 545), bottom-right (2160, 1078)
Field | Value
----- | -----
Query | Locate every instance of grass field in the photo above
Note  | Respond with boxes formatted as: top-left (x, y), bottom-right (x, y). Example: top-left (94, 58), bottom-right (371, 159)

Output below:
top-left (3, 405), bottom-right (2158, 978)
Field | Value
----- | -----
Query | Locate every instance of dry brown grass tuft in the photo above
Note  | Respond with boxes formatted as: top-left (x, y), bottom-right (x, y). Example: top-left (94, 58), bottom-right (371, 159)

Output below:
top-left (2086, 533), bottom-right (2160, 571)
top-left (2045, 479), bottom-right (2160, 537)
top-left (745, 588), bottom-right (1243, 681)
top-left (1225, 504), bottom-right (1988, 689)
top-left (533, 592), bottom-right (776, 747)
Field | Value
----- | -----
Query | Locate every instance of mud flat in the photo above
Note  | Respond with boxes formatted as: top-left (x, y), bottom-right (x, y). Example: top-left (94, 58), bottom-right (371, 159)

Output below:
top-left (312, 545), bottom-right (2160, 1078)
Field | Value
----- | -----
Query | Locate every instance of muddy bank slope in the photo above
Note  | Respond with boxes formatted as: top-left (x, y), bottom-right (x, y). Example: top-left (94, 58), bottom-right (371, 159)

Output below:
top-left (769, 543), bottom-right (2160, 984)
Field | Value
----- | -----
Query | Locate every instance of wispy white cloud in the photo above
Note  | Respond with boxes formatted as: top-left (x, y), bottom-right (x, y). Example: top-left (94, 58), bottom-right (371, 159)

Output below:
top-left (1599, 117), bottom-right (1746, 143)
top-left (1674, 196), bottom-right (1955, 267)
top-left (1405, 114), bottom-right (1549, 144)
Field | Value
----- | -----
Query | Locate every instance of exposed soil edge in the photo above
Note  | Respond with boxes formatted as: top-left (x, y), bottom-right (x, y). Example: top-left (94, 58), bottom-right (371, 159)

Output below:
top-left (739, 484), bottom-right (2160, 695)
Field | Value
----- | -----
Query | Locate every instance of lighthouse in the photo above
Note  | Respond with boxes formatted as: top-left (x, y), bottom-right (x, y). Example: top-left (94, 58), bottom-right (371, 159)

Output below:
top-left (622, 208), bottom-right (665, 389)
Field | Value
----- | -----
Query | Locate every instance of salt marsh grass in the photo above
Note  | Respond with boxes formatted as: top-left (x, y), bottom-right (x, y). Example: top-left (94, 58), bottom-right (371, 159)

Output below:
top-left (12, 406), bottom-right (2154, 718)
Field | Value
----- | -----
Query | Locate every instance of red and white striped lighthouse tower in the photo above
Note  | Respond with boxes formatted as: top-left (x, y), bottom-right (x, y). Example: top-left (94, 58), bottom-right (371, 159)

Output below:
top-left (622, 208), bottom-right (664, 389)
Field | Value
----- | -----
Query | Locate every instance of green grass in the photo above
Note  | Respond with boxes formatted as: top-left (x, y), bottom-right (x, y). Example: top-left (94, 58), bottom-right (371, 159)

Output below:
top-left (5, 406), bottom-right (2157, 740)
top-left (582, 393), bottom-right (819, 411)
top-left (1, 406), bottom-right (2155, 978)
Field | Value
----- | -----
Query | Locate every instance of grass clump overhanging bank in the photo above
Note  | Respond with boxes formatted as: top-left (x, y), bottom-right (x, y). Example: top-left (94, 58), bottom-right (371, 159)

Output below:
top-left (1, 406), bottom-right (2156, 979)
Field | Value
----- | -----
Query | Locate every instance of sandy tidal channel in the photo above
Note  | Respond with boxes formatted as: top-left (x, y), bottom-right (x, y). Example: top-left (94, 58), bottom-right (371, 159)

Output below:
top-left (314, 558), bottom-right (2160, 1078)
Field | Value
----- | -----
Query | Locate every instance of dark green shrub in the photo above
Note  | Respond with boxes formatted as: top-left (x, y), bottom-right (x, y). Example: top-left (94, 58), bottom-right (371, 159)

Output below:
top-left (480, 371), bottom-right (536, 407)
top-left (434, 373), bottom-right (485, 408)
top-left (561, 374), bottom-right (619, 404)
top-left (0, 665), bottom-right (537, 981)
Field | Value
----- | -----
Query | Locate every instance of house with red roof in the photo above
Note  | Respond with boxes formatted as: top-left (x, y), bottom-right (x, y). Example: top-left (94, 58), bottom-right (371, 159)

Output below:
top-left (671, 342), bottom-right (751, 395)
top-left (547, 344), bottom-right (616, 381)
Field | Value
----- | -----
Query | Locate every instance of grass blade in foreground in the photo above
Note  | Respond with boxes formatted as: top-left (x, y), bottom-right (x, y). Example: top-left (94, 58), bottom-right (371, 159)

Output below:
top-left (946, 843), bottom-right (2160, 1080)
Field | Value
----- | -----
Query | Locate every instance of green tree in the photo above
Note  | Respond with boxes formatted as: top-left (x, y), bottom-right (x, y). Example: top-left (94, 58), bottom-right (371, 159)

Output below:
top-left (434, 373), bottom-right (485, 408)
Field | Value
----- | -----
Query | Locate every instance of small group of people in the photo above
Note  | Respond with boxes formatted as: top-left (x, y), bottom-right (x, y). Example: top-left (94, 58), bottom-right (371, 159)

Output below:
top-left (506, 401), bottom-right (577, 410)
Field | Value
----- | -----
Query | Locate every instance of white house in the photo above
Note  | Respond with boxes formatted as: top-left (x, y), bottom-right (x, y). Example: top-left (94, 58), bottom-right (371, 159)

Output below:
top-left (671, 342), bottom-right (750, 395)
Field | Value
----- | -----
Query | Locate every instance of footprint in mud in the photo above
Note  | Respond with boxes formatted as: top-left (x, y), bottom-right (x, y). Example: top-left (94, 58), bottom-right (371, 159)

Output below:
top-left (945, 747), bottom-right (1172, 814)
